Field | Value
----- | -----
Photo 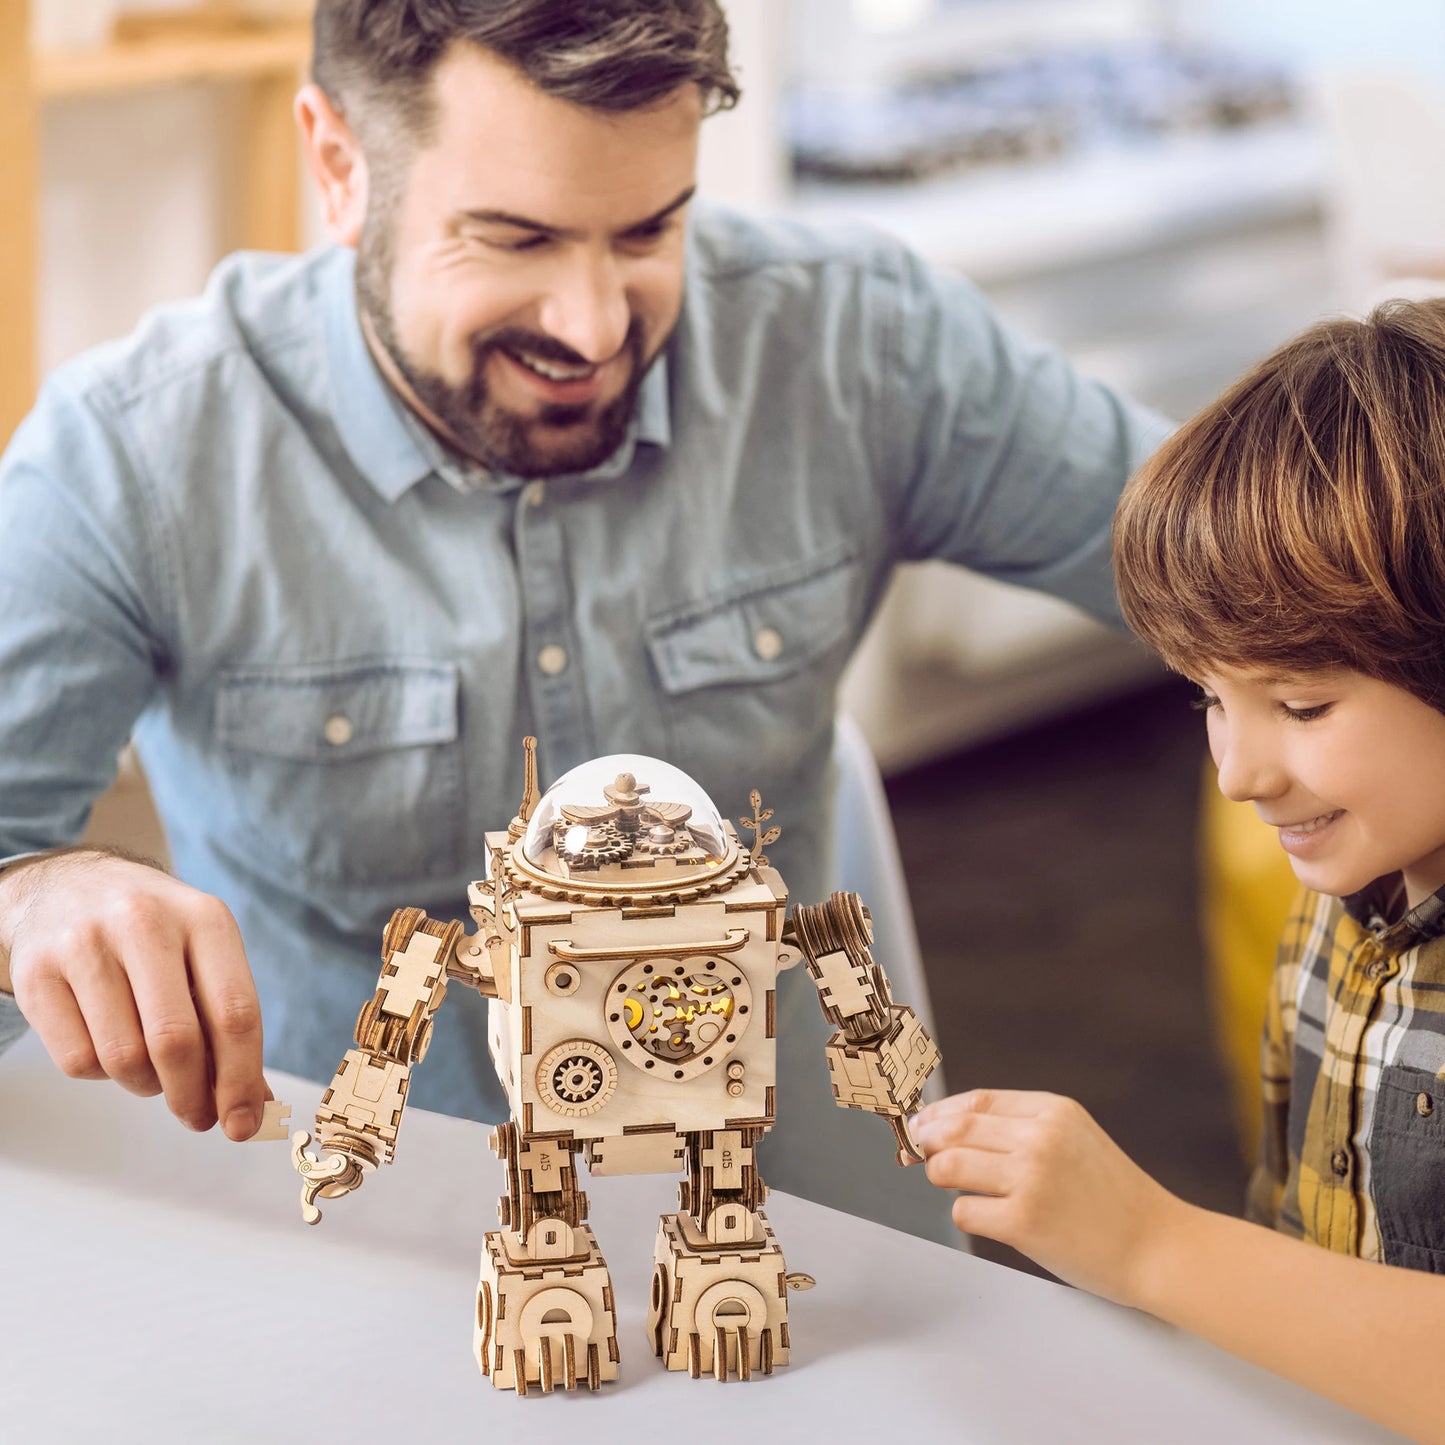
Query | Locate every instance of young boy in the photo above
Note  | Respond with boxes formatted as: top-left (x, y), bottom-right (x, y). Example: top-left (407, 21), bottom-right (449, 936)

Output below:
top-left (912, 300), bottom-right (1445, 1443)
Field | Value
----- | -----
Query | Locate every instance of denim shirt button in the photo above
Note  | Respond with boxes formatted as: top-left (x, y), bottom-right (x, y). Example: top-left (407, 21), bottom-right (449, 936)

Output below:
top-left (525, 481), bottom-right (546, 508)
top-left (537, 645), bottom-right (568, 676)
top-left (322, 714), bottom-right (353, 747)
top-left (1418, 1092), bottom-right (1435, 1118)
top-left (753, 626), bottom-right (783, 661)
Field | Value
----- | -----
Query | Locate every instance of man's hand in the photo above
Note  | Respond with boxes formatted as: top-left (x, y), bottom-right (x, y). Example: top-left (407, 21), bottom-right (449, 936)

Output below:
top-left (0, 849), bottom-right (268, 1140)
top-left (911, 1089), bottom-right (1188, 1308)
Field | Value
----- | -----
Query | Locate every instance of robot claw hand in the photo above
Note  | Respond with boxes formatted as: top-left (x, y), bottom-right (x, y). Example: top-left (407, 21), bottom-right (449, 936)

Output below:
top-left (822, 1002), bottom-right (942, 1166)
top-left (292, 1130), bottom-right (370, 1225)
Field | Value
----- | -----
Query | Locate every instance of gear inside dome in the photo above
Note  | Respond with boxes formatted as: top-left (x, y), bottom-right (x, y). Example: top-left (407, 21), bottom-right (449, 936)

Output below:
top-left (520, 754), bottom-right (729, 881)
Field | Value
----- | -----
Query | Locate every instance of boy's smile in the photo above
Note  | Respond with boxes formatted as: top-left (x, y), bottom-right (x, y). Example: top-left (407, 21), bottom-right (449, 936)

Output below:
top-left (1269, 808), bottom-right (1344, 856)
top-left (1197, 665), bottom-right (1445, 908)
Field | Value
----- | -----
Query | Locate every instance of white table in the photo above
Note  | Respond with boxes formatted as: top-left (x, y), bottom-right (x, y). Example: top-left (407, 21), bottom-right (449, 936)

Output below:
top-left (0, 1033), bottom-right (1400, 1444)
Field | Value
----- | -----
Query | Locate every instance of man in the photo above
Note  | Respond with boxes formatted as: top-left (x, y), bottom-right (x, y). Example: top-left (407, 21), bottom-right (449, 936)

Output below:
top-left (0, 1), bottom-right (1166, 1244)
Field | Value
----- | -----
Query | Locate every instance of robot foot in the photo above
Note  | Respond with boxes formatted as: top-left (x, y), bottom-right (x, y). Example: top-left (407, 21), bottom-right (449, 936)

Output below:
top-left (475, 1222), bottom-right (620, 1393)
top-left (647, 1208), bottom-right (791, 1381)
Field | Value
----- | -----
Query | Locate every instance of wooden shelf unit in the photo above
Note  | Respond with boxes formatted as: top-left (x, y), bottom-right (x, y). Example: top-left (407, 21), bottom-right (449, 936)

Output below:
top-left (2, 3), bottom-right (39, 448)
top-left (3, 6), bottom-right (313, 446)
top-left (35, 18), bottom-right (310, 100)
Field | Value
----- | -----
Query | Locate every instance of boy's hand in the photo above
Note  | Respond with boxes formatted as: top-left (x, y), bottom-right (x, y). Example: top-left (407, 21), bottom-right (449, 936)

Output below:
top-left (0, 849), bottom-right (269, 1140)
top-left (912, 1089), bottom-right (1188, 1308)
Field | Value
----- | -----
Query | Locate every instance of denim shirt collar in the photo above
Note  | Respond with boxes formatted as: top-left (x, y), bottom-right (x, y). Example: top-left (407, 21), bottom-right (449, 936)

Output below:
top-left (323, 246), bottom-right (671, 503)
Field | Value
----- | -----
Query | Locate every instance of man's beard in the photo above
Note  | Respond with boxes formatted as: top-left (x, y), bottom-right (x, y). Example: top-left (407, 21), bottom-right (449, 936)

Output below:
top-left (356, 228), bottom-right (653, 480)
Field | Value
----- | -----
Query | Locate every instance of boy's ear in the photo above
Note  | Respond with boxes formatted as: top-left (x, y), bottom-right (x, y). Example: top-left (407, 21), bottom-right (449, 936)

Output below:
top-left (295, 82), bottom-right (369, 247)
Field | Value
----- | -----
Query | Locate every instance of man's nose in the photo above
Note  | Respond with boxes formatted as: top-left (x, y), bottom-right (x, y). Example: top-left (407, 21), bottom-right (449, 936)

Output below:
top-left (537, 253), bottom-right (631, 365)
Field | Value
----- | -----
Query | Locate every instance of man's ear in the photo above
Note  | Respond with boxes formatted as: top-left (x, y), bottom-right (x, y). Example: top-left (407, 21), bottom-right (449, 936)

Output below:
top-left (295, 82), bottom-right (369, 246)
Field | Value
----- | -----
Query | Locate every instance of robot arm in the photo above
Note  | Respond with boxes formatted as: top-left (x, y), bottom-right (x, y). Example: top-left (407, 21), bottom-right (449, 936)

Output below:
top-left (292, 906), bottom-right (466, 1223)
top-left (787, 891), bottom-right (941, 1166)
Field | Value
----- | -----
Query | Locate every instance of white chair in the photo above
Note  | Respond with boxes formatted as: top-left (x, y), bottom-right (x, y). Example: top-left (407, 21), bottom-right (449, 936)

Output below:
top-left (831, 713), bottom-right (946, 1102)
top-left (1314, 69), bottom-right (1445, 310)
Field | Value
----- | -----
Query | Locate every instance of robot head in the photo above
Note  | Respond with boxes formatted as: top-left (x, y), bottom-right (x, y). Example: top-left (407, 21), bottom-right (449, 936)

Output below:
top-left (517, 754), bottom-right (737, 898)
top-left (481, 751), bottom-right (784, 1132)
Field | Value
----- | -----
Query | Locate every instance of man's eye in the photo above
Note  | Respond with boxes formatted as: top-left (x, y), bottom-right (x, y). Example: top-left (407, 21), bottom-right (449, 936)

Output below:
top-left (479, 233), bottom-right (548, 253)
top-left (1282, 703), bottom-right (1332, 723)
top-left (622, 222), bottom-right (670, 246)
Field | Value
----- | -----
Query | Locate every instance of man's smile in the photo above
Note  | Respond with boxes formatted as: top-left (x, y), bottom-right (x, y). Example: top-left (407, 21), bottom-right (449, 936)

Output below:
top-left (493, 343), bottom-right (627, 410)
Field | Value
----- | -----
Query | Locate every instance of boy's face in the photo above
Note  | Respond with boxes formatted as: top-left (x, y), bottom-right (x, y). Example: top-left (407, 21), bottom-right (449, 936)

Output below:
top-left (1199, 665), bottom-right (1445, 907)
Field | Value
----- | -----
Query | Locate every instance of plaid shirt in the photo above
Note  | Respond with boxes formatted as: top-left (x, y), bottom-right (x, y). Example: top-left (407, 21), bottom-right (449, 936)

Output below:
top-left (1247, 877), bottom-right (1445, 1272)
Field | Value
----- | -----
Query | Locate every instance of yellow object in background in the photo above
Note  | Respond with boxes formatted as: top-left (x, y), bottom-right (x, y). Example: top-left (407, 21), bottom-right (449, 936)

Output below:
top-left (1199, 764), bottom-right (1299, 1162)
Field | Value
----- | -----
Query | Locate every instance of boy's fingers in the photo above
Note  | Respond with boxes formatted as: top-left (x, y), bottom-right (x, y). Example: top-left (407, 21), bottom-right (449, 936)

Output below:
top-left (914, 1108), bottom-right (1019, 1156)
top-left (917, 1088), bottom-right (1056, 1126)
top-left (924, 1144), bottom-right (1015, 1196)
top-left (186, 908), bottom-right (265, 1141)
top-left (965, 1089), bottom-right (1065, 1117)
top-left (950, 1191), bottom-right (1017, 1244)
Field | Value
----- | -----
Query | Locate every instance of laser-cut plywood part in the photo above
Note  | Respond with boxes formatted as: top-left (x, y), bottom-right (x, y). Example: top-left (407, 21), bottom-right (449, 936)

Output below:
top-left (294, 739), bottom-right (941, 1391)
top-left (249, 1100), bottom-right (291, 1142)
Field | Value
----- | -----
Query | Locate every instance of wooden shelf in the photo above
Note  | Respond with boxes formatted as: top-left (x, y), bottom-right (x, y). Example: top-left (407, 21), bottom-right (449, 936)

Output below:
top-left (3, 6), bottom-right (312, 442)
top-left (34, 17), bottom-right (310, 101)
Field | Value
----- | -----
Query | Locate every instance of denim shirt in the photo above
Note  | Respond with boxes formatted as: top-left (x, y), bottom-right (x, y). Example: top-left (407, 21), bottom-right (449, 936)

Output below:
top-left (0, 203), bottom-right (1166, 1231)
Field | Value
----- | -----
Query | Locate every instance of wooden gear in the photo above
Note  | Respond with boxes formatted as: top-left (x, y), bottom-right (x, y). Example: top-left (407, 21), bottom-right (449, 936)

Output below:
top-left (294, 741), bottom-right (941, 1392)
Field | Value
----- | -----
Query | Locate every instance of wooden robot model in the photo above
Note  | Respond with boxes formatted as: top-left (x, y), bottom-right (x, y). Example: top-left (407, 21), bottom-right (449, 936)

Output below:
top-left (293, 739), bottom-right (940, 1393)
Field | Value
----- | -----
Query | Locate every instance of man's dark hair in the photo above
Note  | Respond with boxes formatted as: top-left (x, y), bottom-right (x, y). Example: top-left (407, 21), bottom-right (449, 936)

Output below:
top-left (313, 0), bottom-right (740, 139)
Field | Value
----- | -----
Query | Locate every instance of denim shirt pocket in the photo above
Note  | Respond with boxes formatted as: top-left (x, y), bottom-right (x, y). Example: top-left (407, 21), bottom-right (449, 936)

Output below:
top-left (214, 659), bottom-right (463, 887)
top-left (642, 546), bottom-right (860, 768)
top-left (1369, 1062), bottom-right (1445, 1273)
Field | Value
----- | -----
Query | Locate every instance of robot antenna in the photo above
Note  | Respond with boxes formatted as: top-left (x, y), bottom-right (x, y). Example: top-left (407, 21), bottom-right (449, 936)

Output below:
top-left (519, 736), bottom-right (540, 821)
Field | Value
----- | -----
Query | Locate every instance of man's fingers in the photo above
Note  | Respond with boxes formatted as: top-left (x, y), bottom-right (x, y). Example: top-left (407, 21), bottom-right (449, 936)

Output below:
top-left (22, 972), bottom-right (105, 1080)
top-left (2, 857), bottom-right (264, 1138)
top-left (69, 952), bottom-right (162, 1097)
top-left (185, 900), bottom-right (264, 1141)
top-left (121, 917), bottom-right (215, 1131)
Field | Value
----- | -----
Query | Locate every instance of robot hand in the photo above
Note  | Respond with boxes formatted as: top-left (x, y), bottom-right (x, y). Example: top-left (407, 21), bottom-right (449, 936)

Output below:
top-left (790, 893), bottom-right (942, 1166)
top-left (824, 1003), bottom-right (941, 1166)
top-left (292, 1130), bottom-right (371, 1225)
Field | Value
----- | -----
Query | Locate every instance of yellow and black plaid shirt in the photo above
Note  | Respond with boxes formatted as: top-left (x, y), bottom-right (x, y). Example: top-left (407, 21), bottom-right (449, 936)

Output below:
top-left (1247, 876), bottom-right (1445, 1272)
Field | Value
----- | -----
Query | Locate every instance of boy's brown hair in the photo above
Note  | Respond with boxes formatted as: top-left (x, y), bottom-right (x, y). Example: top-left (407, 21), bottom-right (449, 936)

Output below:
top-left (1114, 299), bottom-right (1445, 712)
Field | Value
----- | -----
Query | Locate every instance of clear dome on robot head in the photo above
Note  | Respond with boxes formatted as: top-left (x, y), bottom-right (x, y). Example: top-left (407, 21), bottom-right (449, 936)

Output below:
top-left (520, 753), bottom-right (728, 875)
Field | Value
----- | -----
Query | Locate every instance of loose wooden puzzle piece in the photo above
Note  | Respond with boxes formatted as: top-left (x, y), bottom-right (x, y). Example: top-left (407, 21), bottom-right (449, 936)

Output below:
top-left (249, 1099), bottom-right (292, 1142)
top-left (294, 738), bottom-right (941, 1392)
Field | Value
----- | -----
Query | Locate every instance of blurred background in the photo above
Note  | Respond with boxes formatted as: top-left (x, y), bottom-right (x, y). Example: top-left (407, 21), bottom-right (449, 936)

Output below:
top-left (7, 0), bottom-right (1445, 1271)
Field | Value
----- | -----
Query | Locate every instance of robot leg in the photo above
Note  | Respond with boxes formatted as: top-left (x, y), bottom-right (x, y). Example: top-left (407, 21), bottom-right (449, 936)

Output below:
top-left (647, 1127), bottom-right (810, 1381)
top-left (475, 1122), bottom-right (620, 1393)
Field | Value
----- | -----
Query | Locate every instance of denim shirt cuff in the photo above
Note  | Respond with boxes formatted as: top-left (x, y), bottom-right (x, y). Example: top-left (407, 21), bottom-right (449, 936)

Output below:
top-left (0, 853), bottom-right (41, 1036)
top-left (0, 991), bottom-right (26, 1051)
